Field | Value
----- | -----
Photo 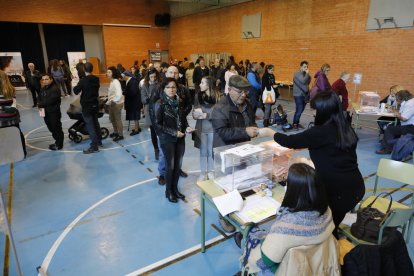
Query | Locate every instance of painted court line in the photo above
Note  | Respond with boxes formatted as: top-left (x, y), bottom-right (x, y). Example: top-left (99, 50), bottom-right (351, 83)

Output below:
top-left (125, 235), bottom-right (225, 276)
top-left (39, 177), bottom-right (157, 274)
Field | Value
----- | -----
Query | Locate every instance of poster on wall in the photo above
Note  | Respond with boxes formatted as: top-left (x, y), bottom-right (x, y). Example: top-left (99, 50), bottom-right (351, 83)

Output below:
top-left (67, 52), bottom-right (86, 86)
top-left (0, 52), bottom-right (26, 90)
top-left (149, 50), bottom-right (161, 62)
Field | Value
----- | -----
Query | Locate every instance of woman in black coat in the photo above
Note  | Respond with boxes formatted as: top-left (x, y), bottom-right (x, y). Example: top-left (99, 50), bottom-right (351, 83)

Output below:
top-left (261, 64), bottom-right (278, 127)
top-left (123, 71), bottom-right (142, 135)
top-left (154, 78), bottom-right (193, 203)
top-left (260, 92), bottom-right (365, 237)
top-left (38, 74), bottom-right (64, 150)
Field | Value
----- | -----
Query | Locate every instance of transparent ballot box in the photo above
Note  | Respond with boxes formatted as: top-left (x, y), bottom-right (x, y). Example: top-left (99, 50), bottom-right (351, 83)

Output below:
top-left (213, 143), bottom-right (273, 192)
top-left (359, 91), bottom-right (380, 113)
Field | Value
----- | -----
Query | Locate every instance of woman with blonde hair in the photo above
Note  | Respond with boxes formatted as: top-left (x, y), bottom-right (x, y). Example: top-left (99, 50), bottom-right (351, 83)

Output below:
top-left (310, 63), bottom-right (331, 99)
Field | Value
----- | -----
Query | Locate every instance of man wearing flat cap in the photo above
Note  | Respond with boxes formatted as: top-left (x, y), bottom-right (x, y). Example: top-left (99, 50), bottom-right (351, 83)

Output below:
top-left (210, 74), bottom-right (259, 233)
top-left (211, 74), bottom-right (259, 148)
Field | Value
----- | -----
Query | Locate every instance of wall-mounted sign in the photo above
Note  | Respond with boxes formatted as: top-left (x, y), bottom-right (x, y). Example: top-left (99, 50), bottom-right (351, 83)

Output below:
top-left (353, 73), bottom-right (362, 85)
top-left (149, 51), bottom-right (161, 62)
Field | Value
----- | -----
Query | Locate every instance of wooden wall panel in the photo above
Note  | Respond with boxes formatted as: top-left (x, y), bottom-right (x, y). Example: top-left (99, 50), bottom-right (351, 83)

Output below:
top-left (0, 0), bottom-right (169, 25)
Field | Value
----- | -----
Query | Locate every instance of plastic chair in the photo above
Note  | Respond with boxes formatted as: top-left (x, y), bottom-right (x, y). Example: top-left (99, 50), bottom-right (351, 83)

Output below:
top-left (340, 158), bottom-right (414, 244)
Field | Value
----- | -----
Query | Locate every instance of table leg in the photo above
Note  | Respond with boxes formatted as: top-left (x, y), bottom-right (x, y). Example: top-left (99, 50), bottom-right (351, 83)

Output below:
top-left (201, 192), bottom-right (206, 253)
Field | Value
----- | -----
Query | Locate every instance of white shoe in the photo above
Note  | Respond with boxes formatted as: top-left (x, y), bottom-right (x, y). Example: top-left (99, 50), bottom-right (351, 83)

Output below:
top-left (198, 174), bottom-right (207, 182)
top-left (207, 172), bottom-right (215, 180)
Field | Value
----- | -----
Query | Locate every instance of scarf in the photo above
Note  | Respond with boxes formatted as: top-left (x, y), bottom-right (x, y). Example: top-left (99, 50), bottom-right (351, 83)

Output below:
top-left (161, 92), bottom-right (181, 130)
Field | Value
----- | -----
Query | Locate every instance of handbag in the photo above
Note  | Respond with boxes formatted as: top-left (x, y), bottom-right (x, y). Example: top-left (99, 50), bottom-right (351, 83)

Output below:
top-left (262, 87), bottom-right (276, 104)
top-left (350, 193), bottom-right (393, 243)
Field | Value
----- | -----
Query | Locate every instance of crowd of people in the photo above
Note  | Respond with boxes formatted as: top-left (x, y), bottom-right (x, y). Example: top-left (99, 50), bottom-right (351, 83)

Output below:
top-left (2, 54), bottom-right (414, 273)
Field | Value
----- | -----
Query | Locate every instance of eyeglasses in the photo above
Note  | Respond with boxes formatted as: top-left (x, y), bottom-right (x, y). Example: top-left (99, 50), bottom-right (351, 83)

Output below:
top-left (165, 86), bottom-right (177, 90)
top-left (230, 87), bottom-right (248, 94)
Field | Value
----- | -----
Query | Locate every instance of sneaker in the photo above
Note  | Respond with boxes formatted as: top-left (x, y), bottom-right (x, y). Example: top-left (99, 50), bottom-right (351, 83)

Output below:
top-left (219, 218), bottom-right (236, 233)
top-left (48, 144), bottom-right (62, 151)
top-left (109, 132), bottom-right (118, 138)
top-left (113, 136), bottom-right (124, 141)
top-left (83, 147), bottom-right (99, 154)
top-left (158, 175), bottom-right (166, 185)
top-left (207, 172), bottom-right (215, 180)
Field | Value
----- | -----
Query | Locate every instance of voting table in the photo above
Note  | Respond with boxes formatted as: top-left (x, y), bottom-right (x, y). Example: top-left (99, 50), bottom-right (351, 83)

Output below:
top-left (351, 103), bottom-right (398, 133)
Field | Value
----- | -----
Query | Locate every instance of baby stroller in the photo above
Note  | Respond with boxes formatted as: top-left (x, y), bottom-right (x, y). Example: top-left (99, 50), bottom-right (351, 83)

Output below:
top-left (67, 96), bottom-right (109, 143)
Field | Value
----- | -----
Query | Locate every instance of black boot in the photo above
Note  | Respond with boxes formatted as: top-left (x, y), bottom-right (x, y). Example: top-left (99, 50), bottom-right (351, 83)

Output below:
top-left (263, 119), bottom-right (269, 127)
top-left (155, 149), bottom-right (159, 161)
top-left (173, 183), bottom-right (185, 200)
top-left (165, 182), bottom-right (178, 203)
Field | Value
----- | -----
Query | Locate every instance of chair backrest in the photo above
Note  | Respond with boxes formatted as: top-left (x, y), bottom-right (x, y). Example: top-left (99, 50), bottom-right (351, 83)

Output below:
top-left (275, 235), bottom-right (341, 276)
top-left (383, 207), bottom-right (414, 228)
top-left (376, 158), bottom-right (414, 186)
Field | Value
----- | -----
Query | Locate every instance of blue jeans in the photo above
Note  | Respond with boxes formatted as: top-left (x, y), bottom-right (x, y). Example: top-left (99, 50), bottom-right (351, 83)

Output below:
top-left (199, 132), bottom-right (214, 174)
top-left (293, 96), bottom-right (306, 124)
top-left (157, 137), bottom-right (166, 176)
top-left (82, 112), bottom-right (102, 147)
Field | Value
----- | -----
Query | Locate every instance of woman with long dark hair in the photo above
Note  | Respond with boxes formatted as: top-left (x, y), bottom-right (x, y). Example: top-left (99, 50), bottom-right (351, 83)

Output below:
top-left (50, 59), bottom-right (68, 96)
top-left (154, 78), bottom-right (192, 203)
top-left (141, 68), bottom-right (161, 160)
top-left (261, 64), bottom-right (278, 127)
top-left (260, 91), bottom-right (365, 237)
top-left (106, 66), bottom-right (124, 141)
top-left (193, 76), bottom-right (221, 181)
top-left (244, 163), bottom-right (338, 275)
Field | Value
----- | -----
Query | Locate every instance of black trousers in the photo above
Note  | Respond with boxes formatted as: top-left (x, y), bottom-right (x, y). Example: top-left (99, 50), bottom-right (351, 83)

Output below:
top-left (382, 124), bottom-right (414, 151)
top-left (29, 86), bottom-right (39, 105)
top-left (44, 112), bottom-right (64, 147)
top-left (160, 138), bottom-right (185, 194)
top-left (150, 126), bottom-right (159, 151)
top-left (65, 79), bottom-right (72, 95)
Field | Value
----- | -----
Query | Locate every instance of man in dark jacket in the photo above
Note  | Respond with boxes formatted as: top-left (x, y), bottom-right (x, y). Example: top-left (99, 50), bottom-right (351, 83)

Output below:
top-left (76, 59), bottom-right (86, 79)
top-left (73, 62), bottom-right (101, 154)
top-left (211, 75), bottom-right (259, 148)
top-left (210, 74), bottom-right (259, 233)
top-left (25, 63), bottom-right (41, 107)
top-left (192, 58), bottom-right (210, 92)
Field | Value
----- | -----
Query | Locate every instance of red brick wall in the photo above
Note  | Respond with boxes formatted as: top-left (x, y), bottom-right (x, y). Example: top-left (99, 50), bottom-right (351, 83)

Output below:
top-left (103, 26), bottom-right (168, 70)
top-left (169, 0), bottom-right (414, 98)
top-left (0, 0), bottom-right (169, 77)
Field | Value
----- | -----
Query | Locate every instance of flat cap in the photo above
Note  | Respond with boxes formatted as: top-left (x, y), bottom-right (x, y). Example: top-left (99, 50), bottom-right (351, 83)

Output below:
top-left (228, 75), bottom-right (251, 90)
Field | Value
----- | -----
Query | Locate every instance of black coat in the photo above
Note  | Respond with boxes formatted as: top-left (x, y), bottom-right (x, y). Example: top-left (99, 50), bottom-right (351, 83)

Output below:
top-left (193, 66), bottom-right (210, 86)
top-left (24, 70), bottom-right (41, 90)
top-left (343, 230), bottom-right (414, 276)
top-left (154, 95), bottom-right (188, 145)
top-left (73, 74), bottom-right (100, 114)
top-left (211, 94), bottom-right (256, 148)
top-left (123, 77), bottom-right (142, 120)
top-left (38, 83), bottom-right (61, 114)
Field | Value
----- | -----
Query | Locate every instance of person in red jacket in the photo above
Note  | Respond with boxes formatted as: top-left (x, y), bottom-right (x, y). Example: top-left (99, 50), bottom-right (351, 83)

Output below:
top-left (332, 71), bottom-right (351, 122)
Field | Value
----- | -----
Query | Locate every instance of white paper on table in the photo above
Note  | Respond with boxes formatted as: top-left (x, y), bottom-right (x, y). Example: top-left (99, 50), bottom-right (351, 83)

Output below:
top-left (341, 213), bottom-right (357, 226)
top-left (39, 108), bottom-right (45, 117)
top-left (236, 195), bottom-right (281, 223)
top-left (212, 189), bottom-right (244, 216)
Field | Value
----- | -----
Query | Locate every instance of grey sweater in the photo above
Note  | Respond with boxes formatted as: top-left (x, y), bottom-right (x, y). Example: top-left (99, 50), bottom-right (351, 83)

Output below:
top-left (292, 70), bottom-right (311, 97)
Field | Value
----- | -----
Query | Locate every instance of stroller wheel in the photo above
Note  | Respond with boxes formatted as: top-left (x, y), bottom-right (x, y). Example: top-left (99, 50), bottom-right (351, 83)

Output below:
top-left (101, 127), bottom-right (109, 139)
top-left (73, 135), bottom-right (83, 143)
top-left (68, 133), bottom-right (74, 141)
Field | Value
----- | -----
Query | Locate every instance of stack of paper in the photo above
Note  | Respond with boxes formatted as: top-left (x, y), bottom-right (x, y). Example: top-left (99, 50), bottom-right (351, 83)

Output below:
top-left (236, 195), bottom-right (281, 223)
top-left (212, 190), bottom-right (244, 216)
